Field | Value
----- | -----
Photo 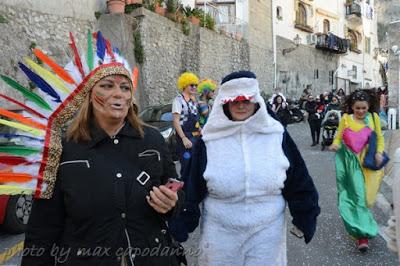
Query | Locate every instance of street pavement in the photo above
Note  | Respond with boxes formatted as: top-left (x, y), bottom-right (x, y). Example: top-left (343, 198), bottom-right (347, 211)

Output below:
top-left (0, 122), bottom-right (397, 265)
top-left (183, 121), bottom-right (398, 266)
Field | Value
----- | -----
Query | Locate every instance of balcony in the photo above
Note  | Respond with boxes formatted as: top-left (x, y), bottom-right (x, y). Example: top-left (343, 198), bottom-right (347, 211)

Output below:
top-left (345, 2), bottom-right (362, 25)
top-left (315, 33), bottom-right (349, 54)
top-left (350, 42), bottom-right (362, 54)
top-left (294, 19), bottom-right (313, 33)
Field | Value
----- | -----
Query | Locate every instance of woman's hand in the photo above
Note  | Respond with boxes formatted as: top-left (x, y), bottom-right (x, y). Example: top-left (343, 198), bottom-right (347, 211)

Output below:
top-left (329, 144), bottom-right (339, 151)
top-left (146, 185), bottom-right (178, 214)
top-left (182, 137), bottom-right (193, 149)
top-left (375, 152), bottom-right (384, 166)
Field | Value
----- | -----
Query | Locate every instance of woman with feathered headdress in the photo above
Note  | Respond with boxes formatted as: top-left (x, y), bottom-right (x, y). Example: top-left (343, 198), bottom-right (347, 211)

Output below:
top-left (0, 31), bottom-right (185, 266)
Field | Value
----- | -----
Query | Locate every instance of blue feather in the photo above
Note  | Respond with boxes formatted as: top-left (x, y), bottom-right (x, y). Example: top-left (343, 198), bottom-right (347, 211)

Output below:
top-left (18, 62), bottom-right (61, 103)
top-left (0, 133), bottom-right (44, 142)
top-left (96, 31), bottom-right (106, 62)
top-left (113, 47), bottom-right (121, 55)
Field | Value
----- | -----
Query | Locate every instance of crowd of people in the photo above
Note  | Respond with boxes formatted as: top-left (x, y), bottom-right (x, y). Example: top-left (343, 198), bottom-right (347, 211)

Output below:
top-left (269, 87), bottom-right (389, 148)
top-left (0, 30), bottom-right (390, 266)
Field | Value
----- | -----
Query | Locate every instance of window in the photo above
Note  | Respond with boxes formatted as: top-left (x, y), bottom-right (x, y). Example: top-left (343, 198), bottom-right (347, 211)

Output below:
top-left (277, 6), bottom-right (283, 20)
top-left (352, 65), bottom-right (357, 79)
top-left (280, 71), bottom-right (288, 84)
top-left (323, 19), bottom-right (330, 34)
top-left (329, 70), bottom-right (334, 85)
top-left (314, 69), bottom-right (319, 79)
top-left (365, 37), bottom-right (371, 54)
top-left (297, 3), bottom-right (307, 26)
top-left (349, 31), bottom-right (358, 52)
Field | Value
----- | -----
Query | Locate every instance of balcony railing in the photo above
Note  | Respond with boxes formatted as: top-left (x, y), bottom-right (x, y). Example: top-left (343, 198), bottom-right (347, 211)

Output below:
top-left (196, 2), bottom-right (248, 40)
top-left (346, 2), bottom-right (361, 17)
top-left (316, 33), bottom-right (349, 54)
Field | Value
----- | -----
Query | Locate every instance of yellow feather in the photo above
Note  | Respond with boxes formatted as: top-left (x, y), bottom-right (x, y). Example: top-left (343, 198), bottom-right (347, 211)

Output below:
top-left (0, 185), bottom-right (34, 195)
top-left (24, 57), bottom-right (70, 94)
top-left (0, 118), bottom-right (45, 136)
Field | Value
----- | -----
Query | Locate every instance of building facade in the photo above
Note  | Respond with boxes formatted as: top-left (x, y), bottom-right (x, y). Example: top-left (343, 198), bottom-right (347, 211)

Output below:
top-left (196, 0), bottom-right (274, 92)
top-left (376, 0), bottom-right (400, 108)
top-left (273, 0), bottom-right (382, 98)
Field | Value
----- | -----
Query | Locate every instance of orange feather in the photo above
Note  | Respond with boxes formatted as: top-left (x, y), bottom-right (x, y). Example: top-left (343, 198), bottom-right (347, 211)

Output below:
top-left (0, 107), bottom-right (46, 130)
top-left (132, 67), bottom-right (139, 91)
top-left (0, 173), bottom-right (33, 183)
top-left (33, 48), bottom-right (76, 85)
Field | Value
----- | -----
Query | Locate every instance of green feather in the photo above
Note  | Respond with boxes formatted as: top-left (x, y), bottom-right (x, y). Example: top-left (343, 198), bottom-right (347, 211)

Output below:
top-left (0, 75), bottom-right (52, 111)
top-left (0, 145), bottom-right (41, 156)
top-left (87, 29), bottom-right (94, 71)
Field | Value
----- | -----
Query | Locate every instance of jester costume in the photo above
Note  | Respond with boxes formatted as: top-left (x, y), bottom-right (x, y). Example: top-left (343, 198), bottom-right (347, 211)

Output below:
top-left (197, 79), bottom-right (217, 127)
top-left (333, 112), bottom-right (384, 239)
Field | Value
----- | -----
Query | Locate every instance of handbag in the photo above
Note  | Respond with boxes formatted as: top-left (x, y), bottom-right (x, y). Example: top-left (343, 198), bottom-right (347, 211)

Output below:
top-left (363, 114), bottom-right (390, 170)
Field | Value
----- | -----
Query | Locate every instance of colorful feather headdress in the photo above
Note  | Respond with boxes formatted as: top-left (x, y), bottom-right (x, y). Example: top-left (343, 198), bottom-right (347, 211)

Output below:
top-left (0, 31), bottom-right (139, 199)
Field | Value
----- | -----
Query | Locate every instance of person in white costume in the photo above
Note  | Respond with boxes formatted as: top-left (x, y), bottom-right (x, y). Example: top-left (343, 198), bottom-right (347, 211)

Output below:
top-left (169, 71), bottom-right (320, 266)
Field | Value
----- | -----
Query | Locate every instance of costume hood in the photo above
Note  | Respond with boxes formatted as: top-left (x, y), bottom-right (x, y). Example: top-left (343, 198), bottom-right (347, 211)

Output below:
top-left (202, 71), bottom-right (284, 141)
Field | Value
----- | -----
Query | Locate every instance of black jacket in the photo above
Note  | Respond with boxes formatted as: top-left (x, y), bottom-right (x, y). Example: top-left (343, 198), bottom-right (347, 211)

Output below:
top-left (22, 123), bottom-right (184, 266)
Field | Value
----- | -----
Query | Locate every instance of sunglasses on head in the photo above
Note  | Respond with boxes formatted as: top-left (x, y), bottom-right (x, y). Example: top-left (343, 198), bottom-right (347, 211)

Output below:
top-left (352, 91), bottom-right (369, 101)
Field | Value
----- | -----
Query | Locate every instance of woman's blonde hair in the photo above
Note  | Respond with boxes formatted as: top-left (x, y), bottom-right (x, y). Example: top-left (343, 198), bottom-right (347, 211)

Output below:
top-left (66, 91), bottom-right (144, 142)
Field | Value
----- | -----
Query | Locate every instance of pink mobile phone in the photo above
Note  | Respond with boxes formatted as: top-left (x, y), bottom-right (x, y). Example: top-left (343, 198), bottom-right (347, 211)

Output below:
top-left (166, 178), bottom-right (184, 192)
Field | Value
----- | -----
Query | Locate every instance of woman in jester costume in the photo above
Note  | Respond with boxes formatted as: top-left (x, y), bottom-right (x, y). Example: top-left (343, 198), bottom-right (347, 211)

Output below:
top-left (197, 79), bottom-right (217, 127)
top-left (329, 89), bottom-right (386, 253)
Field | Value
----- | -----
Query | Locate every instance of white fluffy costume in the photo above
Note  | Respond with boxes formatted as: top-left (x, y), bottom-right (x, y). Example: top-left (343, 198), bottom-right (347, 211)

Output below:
top-left (200, 72), bottom-right (289, 265)
top-left (169, 71), bottom-right (320, 266)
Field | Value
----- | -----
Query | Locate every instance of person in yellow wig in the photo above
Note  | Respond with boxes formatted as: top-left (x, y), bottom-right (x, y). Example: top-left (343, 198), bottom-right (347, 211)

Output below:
top-left (172, 72), bottom-right (200, 176)
top-left (329, 89), bottom-right (387, 253)
top-left (197, 79), bottom-right (217, 127)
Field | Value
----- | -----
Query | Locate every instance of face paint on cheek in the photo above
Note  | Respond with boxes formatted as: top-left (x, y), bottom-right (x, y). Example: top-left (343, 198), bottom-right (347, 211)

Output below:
top-left (93, 93), bottom-right (106, 107)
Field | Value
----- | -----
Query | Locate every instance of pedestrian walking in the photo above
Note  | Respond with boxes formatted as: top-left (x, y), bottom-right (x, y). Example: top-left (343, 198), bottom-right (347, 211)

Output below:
top-left (305, 95), bottom-right (324, 146)
top-left (329, 90), bottom-right (387, 253)
top-left (172, 72), bottom-right (201, 176)
top-left (272, 94), bottom-right (289, 126)
top-left (325, 96), bottom-right (341, 112)
top-left (17, 32), bottom-right (184, 266)
top-left (299, 88), bottom-right (311, 110)
top-left (337, 88), bottom-right (346, 104)
top-left (197, 79), bottom-right (217, 128)
top-left (170, 71), bottom-right (320, 265)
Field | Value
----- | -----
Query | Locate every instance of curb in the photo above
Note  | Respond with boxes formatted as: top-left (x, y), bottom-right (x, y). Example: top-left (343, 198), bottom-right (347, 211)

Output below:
top-left (376, 130), bottom-right (398, 218)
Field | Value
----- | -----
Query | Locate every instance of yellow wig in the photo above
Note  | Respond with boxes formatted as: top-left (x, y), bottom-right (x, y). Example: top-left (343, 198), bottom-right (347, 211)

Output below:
top-left (198, 79), bottom-right (217, 95)
top-left (177, 72), bottom-right (199, 91)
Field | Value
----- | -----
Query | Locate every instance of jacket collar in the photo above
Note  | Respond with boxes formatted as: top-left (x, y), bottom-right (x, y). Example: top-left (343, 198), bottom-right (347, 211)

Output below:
top-left (86, 121), bottom-right (141, 149)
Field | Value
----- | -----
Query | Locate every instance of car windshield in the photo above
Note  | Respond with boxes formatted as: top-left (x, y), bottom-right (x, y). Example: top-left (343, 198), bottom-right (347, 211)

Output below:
top-left (140, 105), bottom-right (173, 122)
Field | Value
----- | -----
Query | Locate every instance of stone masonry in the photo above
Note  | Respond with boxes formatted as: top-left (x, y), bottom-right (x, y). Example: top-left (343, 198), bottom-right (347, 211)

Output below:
top-left (134, 8), bottom-right (250, 108)
top-left (248, 0), bottom-right (274, 93)
top-left (0, 4), bottom-right (95, 109)
top-left (0, 5), bottom-right (269, 111)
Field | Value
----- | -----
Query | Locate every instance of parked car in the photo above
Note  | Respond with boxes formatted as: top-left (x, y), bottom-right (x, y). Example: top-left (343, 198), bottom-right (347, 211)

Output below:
top-left (139, 104), bottom-right (178, 161)
top-left (0, 133), bottom-right (33, 233)
top-left (0, 194), bottom-right (32, 234)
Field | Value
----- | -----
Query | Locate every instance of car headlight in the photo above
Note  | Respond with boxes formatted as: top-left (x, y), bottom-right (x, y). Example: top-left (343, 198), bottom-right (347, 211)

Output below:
top-left (161, 128), bottom-right (173, 139)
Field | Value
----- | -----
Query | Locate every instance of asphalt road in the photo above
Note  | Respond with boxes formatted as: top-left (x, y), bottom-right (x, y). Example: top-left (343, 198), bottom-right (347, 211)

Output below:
top-left (0, 122), bottom-right (397, 266)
